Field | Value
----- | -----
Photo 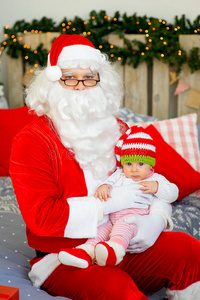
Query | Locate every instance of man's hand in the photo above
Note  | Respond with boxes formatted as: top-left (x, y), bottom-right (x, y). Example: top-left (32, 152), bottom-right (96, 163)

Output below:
top-left (125, 214), bottom-right (165, 253)
top-left (102, 185), bottom-right (152, 215)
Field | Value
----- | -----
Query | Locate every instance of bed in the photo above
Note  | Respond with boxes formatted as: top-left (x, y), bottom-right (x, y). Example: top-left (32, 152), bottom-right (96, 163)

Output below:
top-left (0, 106), bottom-right (200, 300)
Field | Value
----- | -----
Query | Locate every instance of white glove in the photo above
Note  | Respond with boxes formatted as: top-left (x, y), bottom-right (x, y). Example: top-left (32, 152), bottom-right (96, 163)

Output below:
top-left (102, 185), bottom-right (153, 215)
top-left (125, 214), bottom-right (165, 253)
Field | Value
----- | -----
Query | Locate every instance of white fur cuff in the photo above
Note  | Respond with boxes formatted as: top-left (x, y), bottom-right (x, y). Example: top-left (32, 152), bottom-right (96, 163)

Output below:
top-left (28, 254), bottom-right (60, 288)
top-left (166, 281), bottom-right (200, 299)
top-left (65, 196), bottom-right (98, 238)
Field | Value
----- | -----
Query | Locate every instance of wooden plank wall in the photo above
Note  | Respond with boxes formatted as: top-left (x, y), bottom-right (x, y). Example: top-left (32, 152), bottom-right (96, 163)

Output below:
top-left (107, 34), bottom-right (148, 115)
top-left (177, 35), bottom-right (200, 120)
top-left (8, 32), bottom-right (60, 108)
top-left (8, 33), bottom-right (200, 121)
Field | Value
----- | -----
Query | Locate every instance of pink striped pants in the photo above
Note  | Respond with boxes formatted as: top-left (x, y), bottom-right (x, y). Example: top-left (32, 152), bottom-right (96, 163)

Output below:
top-left (86, 208), bottom-right (149, 250)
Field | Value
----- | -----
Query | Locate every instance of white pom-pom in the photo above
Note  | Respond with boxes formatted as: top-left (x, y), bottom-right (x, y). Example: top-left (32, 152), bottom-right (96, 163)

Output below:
top-left (45, 66), bottom-right (62, 82)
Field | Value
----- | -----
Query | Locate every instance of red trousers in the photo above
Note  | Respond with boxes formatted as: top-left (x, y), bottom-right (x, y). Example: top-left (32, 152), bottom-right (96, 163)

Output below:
top-left (41, 232), bottom-right (200, 300)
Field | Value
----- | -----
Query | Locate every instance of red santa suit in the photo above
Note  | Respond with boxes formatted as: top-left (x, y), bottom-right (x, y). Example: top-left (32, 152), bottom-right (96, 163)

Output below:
top-left (10, 114), bottom-right (200, 300)
top-left (10, 115), bottom-right (103, 250)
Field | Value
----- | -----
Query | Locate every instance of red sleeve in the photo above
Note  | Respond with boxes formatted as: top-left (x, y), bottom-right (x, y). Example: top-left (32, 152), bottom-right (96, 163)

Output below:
top-left (9, 123), bottom-right (73, 238)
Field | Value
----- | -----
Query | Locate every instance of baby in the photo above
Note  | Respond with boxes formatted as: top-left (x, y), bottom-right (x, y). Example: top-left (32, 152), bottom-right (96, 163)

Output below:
top-left (58, 126), bottom-right (179, 268)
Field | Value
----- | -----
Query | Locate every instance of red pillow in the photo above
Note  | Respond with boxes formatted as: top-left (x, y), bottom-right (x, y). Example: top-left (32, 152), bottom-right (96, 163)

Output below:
top-left (0, 106), bottom-right (36, 176)
top-left (145, 124), bottom-right (200, 201)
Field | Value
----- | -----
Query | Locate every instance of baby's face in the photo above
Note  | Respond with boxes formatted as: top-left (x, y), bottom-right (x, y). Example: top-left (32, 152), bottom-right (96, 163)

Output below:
top-left (123, 162), bottom-right (152, 182)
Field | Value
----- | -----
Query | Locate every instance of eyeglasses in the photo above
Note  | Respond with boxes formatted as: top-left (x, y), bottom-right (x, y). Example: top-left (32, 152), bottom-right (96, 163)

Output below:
top-left (60, 78), bottom-right (100, 87)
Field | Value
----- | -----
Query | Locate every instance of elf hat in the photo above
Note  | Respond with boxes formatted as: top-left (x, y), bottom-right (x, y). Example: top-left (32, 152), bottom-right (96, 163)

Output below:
top-left (115, 125), bottom-right (156, 167)
top-left (46, 34), bottom-right (104, 81)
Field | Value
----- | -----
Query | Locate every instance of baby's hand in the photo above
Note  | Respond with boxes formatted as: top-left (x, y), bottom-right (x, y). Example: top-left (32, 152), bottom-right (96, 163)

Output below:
top-left (94, 184), bottom-right (111, 202)
top-left (139, 181), bottom-right (158, 194)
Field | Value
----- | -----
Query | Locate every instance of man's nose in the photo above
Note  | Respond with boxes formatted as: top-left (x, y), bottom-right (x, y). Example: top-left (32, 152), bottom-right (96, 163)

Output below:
top-left (74, 81), bottom-right (85, 90)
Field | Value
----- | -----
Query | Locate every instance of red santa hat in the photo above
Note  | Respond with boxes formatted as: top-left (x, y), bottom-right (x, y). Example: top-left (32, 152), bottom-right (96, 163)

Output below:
top-left (115, 125), bottom-right (156, 167)
top-left (46, 34), bottom-right (103, 81)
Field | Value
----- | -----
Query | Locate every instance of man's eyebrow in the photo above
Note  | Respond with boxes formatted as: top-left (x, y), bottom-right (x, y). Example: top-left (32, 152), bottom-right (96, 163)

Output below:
top-left (62, 71), bottom-right (74, 75)
top-left (62, 71), bottom-right (97, 76)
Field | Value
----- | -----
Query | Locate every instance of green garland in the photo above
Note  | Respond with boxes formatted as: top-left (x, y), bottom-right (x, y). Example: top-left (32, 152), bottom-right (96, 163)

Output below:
top-left (1, 10), bottom-right (200, 73)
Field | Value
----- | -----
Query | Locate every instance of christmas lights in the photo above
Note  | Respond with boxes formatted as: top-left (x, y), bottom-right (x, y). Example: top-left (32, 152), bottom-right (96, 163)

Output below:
top-left (0, 12), bottom-right (199, 73)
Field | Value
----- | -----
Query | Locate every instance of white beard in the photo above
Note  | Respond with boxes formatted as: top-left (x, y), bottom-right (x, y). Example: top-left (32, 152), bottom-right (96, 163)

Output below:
top-left (47, 82), bottom-right (121, 179)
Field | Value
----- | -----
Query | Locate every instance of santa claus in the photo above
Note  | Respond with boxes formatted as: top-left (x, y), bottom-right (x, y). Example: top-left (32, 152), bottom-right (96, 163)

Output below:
top-left (10, 34), bottom-right (200, 300)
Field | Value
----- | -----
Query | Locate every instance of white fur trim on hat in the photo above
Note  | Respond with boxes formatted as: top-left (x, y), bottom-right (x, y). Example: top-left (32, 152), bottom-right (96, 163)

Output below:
top-left (58, 45), bottom-right (103, 65)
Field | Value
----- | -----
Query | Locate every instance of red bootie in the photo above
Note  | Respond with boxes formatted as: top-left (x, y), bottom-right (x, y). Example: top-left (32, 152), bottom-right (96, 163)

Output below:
top-left (95, 242), bottom-right (117, 266)
top-left (58, 248), bottom-right (92, 268)
top-left (95, 241), bottom-right (125, 266)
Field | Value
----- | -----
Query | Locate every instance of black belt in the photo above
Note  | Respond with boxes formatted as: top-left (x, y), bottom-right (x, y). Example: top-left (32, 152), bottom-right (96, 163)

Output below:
top-left (35, 250), bottom-right (49, 258)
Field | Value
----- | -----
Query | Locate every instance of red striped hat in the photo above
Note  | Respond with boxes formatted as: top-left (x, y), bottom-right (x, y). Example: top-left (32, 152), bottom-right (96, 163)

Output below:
top-left (115, 125), bottom-right (156, 167)
top-left (46, 34), bottom-right (103, 81)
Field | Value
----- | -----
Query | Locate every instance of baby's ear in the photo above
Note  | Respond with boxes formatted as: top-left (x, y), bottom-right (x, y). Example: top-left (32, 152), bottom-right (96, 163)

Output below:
top-left (150, 167), bottom-right (155, 173)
